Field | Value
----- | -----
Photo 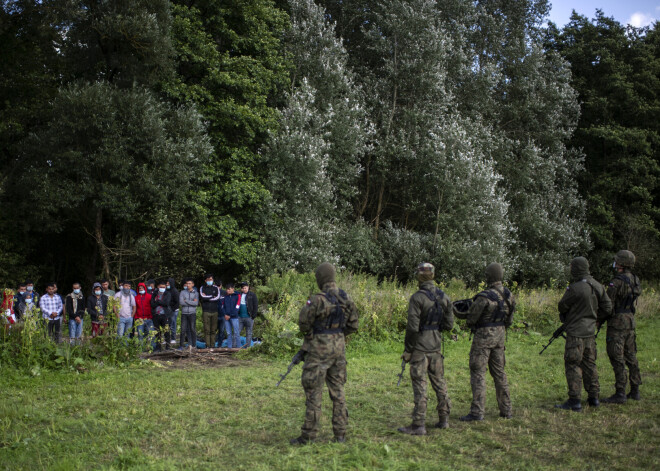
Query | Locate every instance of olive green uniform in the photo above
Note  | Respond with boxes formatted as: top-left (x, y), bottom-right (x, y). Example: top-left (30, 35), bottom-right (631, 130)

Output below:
top-left (465, 281), bottom-right (514, 418)
top-left (297, 269), bottom-right (358, 441)
top-left (404, 280), bottom-right (454, 425)
top-left (557, 258), bottom-right (612, 401)
top-left (603, 270), bottom-right (642, 393)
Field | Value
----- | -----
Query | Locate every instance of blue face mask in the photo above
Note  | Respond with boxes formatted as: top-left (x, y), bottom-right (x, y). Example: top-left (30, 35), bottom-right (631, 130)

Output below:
top-left (73, 289), bottom-right (81, 294)
top-left (27, 286), bottom-right (33, 291)
top-left (206, 280), bottom-right (213, 286)
top-left (95, 290), bottom-right (102, 296)
top-left (26, 298), bottom-right (33, 304)
top-left (166, 285), bottom-right (171, 290)
top-left (158, 287), bottom-right (166, 293)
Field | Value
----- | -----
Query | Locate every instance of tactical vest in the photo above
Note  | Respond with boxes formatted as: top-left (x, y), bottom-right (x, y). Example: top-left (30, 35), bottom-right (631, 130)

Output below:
top-left (614, 274), bottom-right (640, 315)
top-left (418, 288), bottom-right (445, 332)
top-left (313, 289), bottom-right (348, 334)
top-left (475, 287), bottom-right (512, 328)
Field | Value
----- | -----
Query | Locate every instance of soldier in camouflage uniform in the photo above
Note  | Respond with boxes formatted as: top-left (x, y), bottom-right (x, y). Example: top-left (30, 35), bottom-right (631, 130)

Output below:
top-left (398, 263), bottom-right (454, 436)
top-left (601, 250), bottom-right (642, 403)
top-left (290, 262), bottom-right (359, 445)
top-left (555, 257), bottom-right (612, 412)
top-left (457, 263), bottom-right (514, 422)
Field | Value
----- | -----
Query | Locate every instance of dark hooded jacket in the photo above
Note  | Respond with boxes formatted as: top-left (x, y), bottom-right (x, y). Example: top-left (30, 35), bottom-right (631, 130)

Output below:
top-left (558, 257), bottom-right (612, 337)
top-left (150, 289), bottom-right (172, 317)
top-left (167, 278), bottom-right (179, 313)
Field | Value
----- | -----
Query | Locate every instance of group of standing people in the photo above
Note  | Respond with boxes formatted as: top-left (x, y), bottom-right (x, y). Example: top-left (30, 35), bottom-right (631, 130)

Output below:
top-left (10, 275), bottom-right (259, 351)
top-left (289, 252), bottom-right (642, 444)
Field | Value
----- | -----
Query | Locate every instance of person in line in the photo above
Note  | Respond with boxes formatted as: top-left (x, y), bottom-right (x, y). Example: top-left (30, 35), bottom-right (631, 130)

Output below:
top-left (114, 281), bottom-right (136, 338)
top-left (151, 280), bottom-right (172, 351)
top-left (25, 280), bottom-right (39, 305)
top-left (65, 282), bottom-right (86, 345)
top-left (179, 278), bottom-right (199, 349)
top-left (290, 262), bottom-right (359, 445)
top-left (555, 257), bottom-right (611, 412)
top-left (135, 282), bottom-right (153, 342)
top-left (101, 279), bottom-right (115, 297)
top-left (601, 250), bottom-right (643, 403)
top-left (167, 278), bottom-right (180, 346)
top-left (13, 283), bottom-right (27, 322)
top-left (87, 282), bottom-right (109, 337)
top-left (398, 263), bottom-right (454, 435)
top-left (237, 281), bottom-right (258, 348)
top-left (221, 283), bottom-right (240, 348)
top-left (40, 282), bottom-right (63, 343)
top-left (199, 274), bottom-right (220, 348)
top-left (457, 263), bottom-right (514, 422)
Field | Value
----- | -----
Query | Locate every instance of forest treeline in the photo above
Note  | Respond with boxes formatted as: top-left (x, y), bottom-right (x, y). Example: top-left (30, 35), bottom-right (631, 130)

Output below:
top-left (1, 0), bottom-right (658, 287)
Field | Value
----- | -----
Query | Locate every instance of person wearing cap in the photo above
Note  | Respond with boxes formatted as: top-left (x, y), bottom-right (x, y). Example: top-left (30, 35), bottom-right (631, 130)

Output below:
top-left (290, 262), bottom-right (359, 445)
top-left (555, 257), bottom-right (611, 412)
top-left (199, 273), bottom-right (221, 348)
top-left (457, 263), bottom-right (514, 422)
top-left (87, 282), bottom-right (109, 337)
top-left (236, 281), bottom-right (258, 347)
top-left (600, 250), bottom-right (642, 403)
top-left (398, 263), bottom-right (454, 436)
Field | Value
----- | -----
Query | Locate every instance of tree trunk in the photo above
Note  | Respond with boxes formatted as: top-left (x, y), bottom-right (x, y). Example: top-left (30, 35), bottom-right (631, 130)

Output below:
top-left (95, 208), bottom-right (111, 281)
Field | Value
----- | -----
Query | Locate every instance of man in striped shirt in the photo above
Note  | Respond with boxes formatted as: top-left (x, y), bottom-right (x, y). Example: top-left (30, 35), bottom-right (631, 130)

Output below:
top-left (40, 282), bottom-right (63, 343)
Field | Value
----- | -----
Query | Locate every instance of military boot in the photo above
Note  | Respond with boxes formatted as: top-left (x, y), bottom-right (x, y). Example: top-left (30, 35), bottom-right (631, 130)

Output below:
top-left (627, 385), bottom-right (640, 401)
top-left (289, 436), bottom-right (311, 445)
top-left (602, 390), bottom-right (627, 404)
top-left (435, 416), bottom-right (449, 429)
top-left (554, 398), bottom-right (582, 412)
top-left (499, 412), bottom-right (513, 419)
top-left (459, 413), bottom-right (484, 422)
top-left (587, 397), bottom-right (600, 407)
top-left (397, 424), bottom-right (427, 435)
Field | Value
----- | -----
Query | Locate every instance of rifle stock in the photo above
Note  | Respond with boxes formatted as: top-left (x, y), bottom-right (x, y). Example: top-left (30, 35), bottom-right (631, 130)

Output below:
top-left (396, 359), bottom-right (406, 386)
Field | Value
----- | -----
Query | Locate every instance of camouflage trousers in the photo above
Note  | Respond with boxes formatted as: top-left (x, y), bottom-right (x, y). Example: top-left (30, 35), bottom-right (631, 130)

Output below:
top-left (410, 350), bottom-right (450, 426)
top-left (564, 335), bottom-right (599, 400)
top-left (606, 328), bottom-right (641, 391)
top-left (469, 327), bottom-right (511, 417)
top-left (300, 352), bottom-right (348, 440)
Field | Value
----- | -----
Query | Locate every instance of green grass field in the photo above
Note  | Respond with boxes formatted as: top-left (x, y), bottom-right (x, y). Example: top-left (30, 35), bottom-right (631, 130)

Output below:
top-left (1, 314), bottom-right (657, 470)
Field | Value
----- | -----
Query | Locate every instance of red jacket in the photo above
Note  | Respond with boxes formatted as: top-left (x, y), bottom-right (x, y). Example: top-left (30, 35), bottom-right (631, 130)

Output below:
top-left (135, 283), bottom-right (152, 320)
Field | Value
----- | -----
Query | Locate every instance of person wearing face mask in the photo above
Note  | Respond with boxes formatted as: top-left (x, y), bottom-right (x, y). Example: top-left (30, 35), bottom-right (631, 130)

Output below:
top-left (150, 280), bottom-right (172, 351)
top-left (87, 282), bottom-right (109, 337)
top-left (25, 280), bottom-right (40, 306)
top-left (13, 283), bottom-right (27, 321)
top-left (114, 281), bottom-right (136, 339)
top-left (146, 279), bottom-right (156, 295)
top-left (167, 278), bottom-right (180, 345)
top-left (135, 282), bottom-right (153, 342)
top-left (199, 273), bottom-right (220, 349)
top-left (65, 282), bottom-right (86, 344)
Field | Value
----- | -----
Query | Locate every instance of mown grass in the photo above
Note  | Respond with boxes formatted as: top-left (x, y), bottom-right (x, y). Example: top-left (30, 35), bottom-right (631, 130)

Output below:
top-left (1, 310), bottom-right (657, 470)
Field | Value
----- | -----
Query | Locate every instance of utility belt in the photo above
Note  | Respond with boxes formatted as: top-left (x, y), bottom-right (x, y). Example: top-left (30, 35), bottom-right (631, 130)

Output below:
top-left (313, 327), bottom-right (343, 334)
top-left (420, 324), bottom-right (440, 331)
top-left (475, 321), bottom-right (505, 329)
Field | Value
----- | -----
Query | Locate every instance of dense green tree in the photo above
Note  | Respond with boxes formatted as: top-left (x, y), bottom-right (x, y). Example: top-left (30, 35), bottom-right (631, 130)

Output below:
top-left (164, 0), bottom-right (290, 276)
top-left (548, 12), bottom-right (660, 278)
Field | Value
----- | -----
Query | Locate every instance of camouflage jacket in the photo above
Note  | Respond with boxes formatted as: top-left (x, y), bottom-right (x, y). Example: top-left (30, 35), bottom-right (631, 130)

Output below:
top-left (299, 282), bottom-right (359, 354)
top-left (558, 276), bottom-right (611, 338)
top-left (466, 282), bottom-right (515, 330)
top-left (604, 270), bottom-right (641, 330)
top-left (405, 281), bottom-right (454, 353)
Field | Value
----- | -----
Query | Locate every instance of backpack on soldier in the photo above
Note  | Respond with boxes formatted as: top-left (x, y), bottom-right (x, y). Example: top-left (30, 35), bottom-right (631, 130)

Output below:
top-left (419, 288), bottom-right (445, 332)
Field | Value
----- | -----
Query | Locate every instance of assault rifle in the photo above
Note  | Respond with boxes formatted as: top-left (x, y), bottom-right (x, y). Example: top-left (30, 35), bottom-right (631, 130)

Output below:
top-left (539, 324), bottom-right (566, 355)
top-left (396, 360), bottom-right (406, 386)
top-left (276, 349), bottom-right (305, 387)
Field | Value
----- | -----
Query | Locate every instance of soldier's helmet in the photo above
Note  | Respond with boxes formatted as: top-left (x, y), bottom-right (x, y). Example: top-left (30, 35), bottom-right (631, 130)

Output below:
top-left (416, 262), bottom-right (435, 282)
top-left (614, 250), bottom-right (635, 269)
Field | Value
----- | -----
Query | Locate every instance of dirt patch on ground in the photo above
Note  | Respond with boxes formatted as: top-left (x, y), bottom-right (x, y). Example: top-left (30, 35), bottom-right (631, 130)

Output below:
top-left (142, 348), bottom-right (247, 369)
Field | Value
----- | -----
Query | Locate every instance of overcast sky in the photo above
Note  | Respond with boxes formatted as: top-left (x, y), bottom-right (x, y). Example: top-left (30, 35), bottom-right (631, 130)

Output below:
top-left (547, 0), bottom-right (659, 27)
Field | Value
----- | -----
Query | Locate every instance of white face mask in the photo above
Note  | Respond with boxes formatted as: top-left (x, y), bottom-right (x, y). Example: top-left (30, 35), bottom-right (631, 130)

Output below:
top-left (158, 287), bottom-right (166, 293)
top-left (613, 262), bottom-right (617, 269)
top-left (95, 290), bottom-right (102, 296)
top-left (26, 298), bottom-right (33, 304)
top-left (139, 290), bottom-right (145, 295)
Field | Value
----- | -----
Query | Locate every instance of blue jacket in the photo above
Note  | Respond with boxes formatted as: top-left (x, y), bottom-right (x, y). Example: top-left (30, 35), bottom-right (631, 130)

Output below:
top-left (221, 293), bottom-right (240, 319)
